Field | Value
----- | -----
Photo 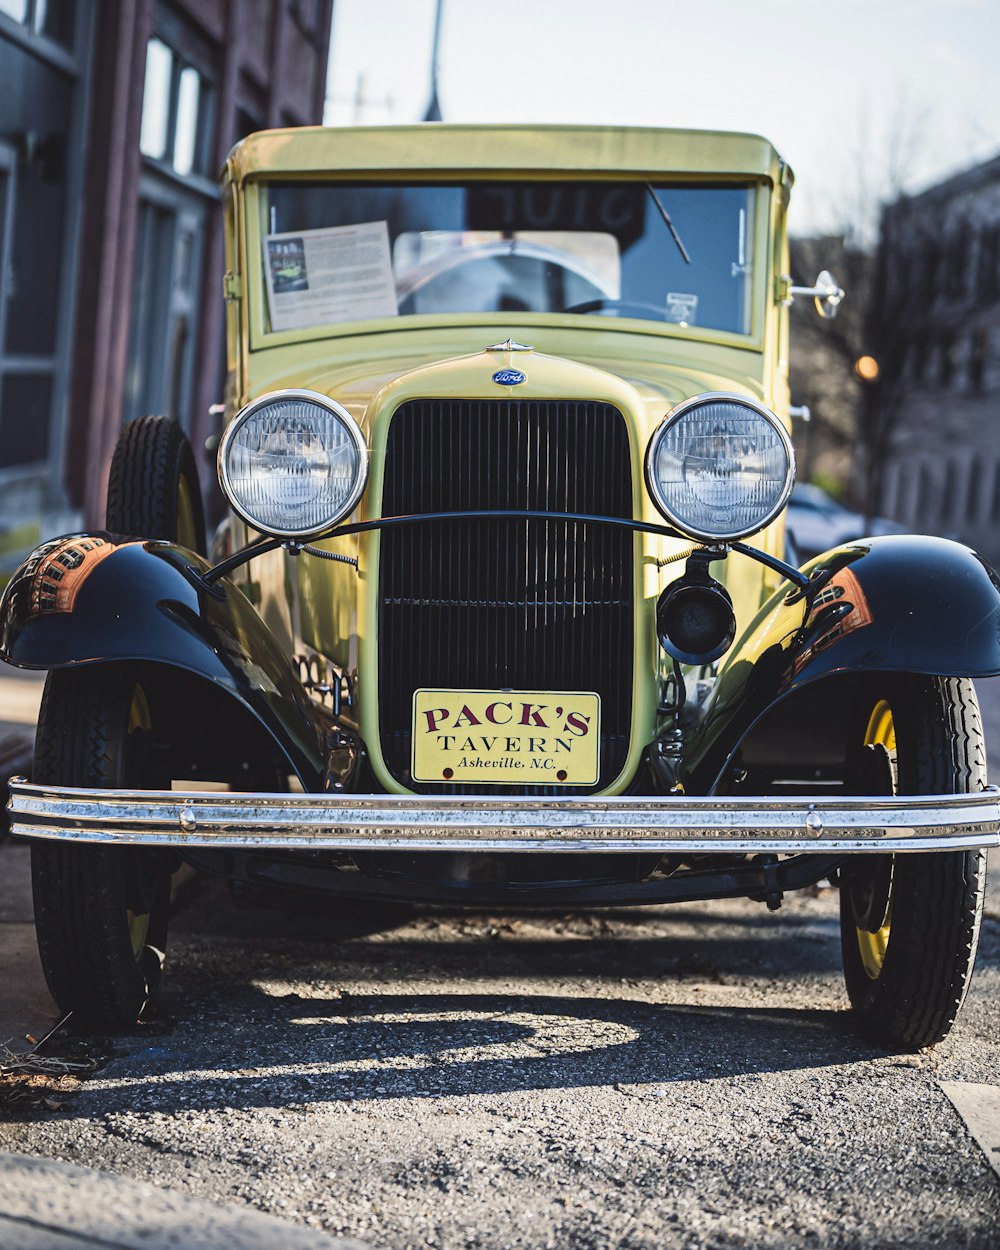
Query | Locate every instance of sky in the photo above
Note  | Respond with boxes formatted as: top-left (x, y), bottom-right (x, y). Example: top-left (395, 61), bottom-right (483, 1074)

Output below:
top-left (324, 0), bottom-right (1000, 240)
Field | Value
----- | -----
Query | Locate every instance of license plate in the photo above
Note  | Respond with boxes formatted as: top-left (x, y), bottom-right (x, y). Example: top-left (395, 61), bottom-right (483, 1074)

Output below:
top-left (411, 689), bottom-right (601, 785)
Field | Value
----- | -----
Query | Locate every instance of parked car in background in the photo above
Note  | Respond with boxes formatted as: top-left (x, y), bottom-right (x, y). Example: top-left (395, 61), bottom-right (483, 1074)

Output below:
top-left (786, 483), bottom-right (906, 562)
top-left (2, 125), bottom-right (999, 1051)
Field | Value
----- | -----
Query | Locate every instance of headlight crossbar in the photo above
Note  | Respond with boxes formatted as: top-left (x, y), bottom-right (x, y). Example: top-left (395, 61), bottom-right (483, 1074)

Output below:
top-left (202, 509), bottom-right (811, 590)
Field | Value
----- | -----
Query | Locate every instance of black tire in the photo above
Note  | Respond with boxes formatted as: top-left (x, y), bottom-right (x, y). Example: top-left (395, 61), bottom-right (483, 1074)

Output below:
top-left (839, 675), bottom-right (988, 1050)
top-left (106, 414), bottom-right (206, 553)
top-left (31, 667), bottom-right (172, 1030)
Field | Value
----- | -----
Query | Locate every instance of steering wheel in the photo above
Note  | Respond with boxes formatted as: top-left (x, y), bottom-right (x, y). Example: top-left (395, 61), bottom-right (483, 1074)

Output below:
top-left (396, 239), bottom-right (614, 308)
top-left (563, 298), bottom-right (670, 320)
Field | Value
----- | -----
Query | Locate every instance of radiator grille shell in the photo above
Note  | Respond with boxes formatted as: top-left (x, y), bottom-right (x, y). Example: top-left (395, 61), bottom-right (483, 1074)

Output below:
top-left (378, 398), bottom-right (634, 794)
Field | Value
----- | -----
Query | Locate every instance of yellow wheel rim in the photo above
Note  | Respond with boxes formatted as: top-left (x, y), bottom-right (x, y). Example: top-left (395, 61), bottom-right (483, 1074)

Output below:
top-left (856, 700), bottom-right (895, 979)
top-left (176, 476), bottom-right (199, 551)
top-left (864, 701), bottom-right (896, 754)
top-left (857, 900), bottom-right (893, 980)
top-left (127, 908), bottom-right (151, 958)
top-left (126, 686), bottom-right (153, 959)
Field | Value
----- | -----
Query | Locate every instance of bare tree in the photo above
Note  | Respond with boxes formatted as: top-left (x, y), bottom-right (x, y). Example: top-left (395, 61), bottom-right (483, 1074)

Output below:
top-left (788, 236), bottom-right (871, 497)
top-left (827, 86), bottom-right (935, 249)
top-left (790, 91), bottom-right (931, 514)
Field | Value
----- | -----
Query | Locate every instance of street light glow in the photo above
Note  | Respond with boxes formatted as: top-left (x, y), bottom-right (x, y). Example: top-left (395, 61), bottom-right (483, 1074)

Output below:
top-left (854, 355), bottom-right (880, 382)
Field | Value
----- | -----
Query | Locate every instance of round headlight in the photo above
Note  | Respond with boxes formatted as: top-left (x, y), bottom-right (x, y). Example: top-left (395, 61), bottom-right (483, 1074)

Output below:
top-left (219, 390), bottom-right (368, 539)
top-left (645, 393), bottom-right (795, 542)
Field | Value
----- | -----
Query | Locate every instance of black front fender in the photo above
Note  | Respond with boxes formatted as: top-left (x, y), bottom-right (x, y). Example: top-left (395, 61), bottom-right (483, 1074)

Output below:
top-left (685, 534), bottom-right (1000, 791)
top-left (0, 534), bottom-right (326, 788)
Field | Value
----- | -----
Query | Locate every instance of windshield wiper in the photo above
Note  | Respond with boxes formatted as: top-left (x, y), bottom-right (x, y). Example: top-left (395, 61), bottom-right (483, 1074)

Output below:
top-left (645, 183), bottom-right (691, 265)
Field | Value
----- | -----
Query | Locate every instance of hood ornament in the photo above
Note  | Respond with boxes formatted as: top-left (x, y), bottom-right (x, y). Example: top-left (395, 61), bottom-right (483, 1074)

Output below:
top-left (484, 338), bottom-right (533, 353)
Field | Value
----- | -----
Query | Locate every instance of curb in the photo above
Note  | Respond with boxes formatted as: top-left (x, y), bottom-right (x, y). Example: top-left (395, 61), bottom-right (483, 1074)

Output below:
top-left (0, 1152), bottom-right (370, 1250)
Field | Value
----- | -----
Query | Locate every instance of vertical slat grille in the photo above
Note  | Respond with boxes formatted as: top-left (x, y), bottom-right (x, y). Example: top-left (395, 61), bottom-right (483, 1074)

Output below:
top-left (379, 399), bottom-right (633, 794)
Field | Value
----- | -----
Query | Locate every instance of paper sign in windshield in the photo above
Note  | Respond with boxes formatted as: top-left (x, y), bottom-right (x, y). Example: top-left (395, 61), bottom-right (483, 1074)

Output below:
top-left (263, 221), bottom-right (398, 331)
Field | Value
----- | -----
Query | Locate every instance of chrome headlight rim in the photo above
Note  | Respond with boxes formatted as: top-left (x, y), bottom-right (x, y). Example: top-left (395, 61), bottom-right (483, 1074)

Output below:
top-left (218, 388), bottom-right (369, 540)
top-left (644, 391), bottom-right (796, 543)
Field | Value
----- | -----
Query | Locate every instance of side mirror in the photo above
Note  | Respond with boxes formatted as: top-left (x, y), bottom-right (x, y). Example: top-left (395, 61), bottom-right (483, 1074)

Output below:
top-left (788, 270), bottom-right (845, 320)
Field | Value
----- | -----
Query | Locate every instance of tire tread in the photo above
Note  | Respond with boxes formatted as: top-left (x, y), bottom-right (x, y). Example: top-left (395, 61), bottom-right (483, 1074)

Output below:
top-left (106, 414), bottom-right (205, 552)
top-left (31, 669), bottom-right (165, 1029)
top-left (841, 676), bottom-right (988, 1049)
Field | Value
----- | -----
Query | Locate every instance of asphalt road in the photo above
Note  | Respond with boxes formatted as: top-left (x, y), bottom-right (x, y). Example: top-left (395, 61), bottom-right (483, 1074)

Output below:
top-left (1, 672), bottom-right (999, 1249)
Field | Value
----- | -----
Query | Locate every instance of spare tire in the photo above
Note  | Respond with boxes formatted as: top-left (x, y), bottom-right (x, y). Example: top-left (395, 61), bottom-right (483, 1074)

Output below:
top-left (106, 414), bottom-right (206, 554)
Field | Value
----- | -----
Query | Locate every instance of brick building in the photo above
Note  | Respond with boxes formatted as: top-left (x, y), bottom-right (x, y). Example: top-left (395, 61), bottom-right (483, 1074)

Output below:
top-left (866, 152), bottom-right (1000, 561)
top-left (0, 0), bottom-right (334, 568)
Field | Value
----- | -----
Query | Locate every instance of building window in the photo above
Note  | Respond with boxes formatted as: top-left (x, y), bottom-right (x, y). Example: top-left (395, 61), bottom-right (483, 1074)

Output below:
top-left (292, 0), bottom-right (323, 32)
top-left (173, 65), bottom-right (202, 175)
top-left (0, 0), bottom-right (75, 47)
top-left (139, 37), bottom-right (213, 179)
top-left (891, 462), bottom-right (908, 524)
top-left (919, 462), bottom-right (933, 522)
top-left (883, 461), bottom-right (899, 520)
top-left (0, 372), bottom-right (51, 467)
top-left (969, 326), bottom-right (987, 394)
top-left (140, 39), bottom-right (172, 161)
top-left (0, 8), bottom-right (85, 479)
top-left (967, 458), bottom-right (982, 524)
top-left (884, 248), bottom-right (906, 309)
top-left (911, 335), bottom-right (929, 384)
top-left (991, 462), bottom-right (1000, 523)
top-left (939, 336), bottom-right (955, 388)
top-left (920, 239), bottom-right (942, 303)
top-left (945, 227), bottom-right (968, 301)
top-left (941, 458), bottom-right (960, 526)
top-left (901, 462), bottom-right (922, 525)
top-left (977, 224), bottom-right (1000, 303)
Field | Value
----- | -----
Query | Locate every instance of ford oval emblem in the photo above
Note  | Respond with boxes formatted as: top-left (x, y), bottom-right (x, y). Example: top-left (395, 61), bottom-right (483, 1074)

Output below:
top-left (492, 369), bottom-right (526, 387)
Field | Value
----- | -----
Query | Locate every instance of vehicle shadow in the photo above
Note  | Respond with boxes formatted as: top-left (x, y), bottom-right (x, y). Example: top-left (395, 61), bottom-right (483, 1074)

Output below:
top-left (168, 875), bottom-right (846, 980)
top-left (169, 873), bottom-right (420, 942)
top-left (49, 988), bottom-right (879, 1123)
top-left (22, 876), bottom-right (989, 1124)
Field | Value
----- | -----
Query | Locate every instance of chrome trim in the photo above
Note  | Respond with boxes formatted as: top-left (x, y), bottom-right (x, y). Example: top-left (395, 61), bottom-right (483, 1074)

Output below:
top-left (484, 338), bottom-right (533, 352)
top-left (787, 270), bottom-right (845, 318)
top-left (7, 781), bottom-right (999, 854)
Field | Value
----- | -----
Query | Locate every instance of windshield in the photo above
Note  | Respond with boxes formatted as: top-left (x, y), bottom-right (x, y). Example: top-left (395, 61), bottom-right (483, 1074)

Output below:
top-left (258, 180), bottom-right (757, 336)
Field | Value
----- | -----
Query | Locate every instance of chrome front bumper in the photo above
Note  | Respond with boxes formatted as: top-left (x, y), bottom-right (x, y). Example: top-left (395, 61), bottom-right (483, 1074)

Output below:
top-left (6, 780), bottom-right (1000, 854)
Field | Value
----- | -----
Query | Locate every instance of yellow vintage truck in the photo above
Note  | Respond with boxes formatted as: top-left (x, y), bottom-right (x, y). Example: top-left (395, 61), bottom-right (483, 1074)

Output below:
top-left (3, 125), bottom-right (998, 1048)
